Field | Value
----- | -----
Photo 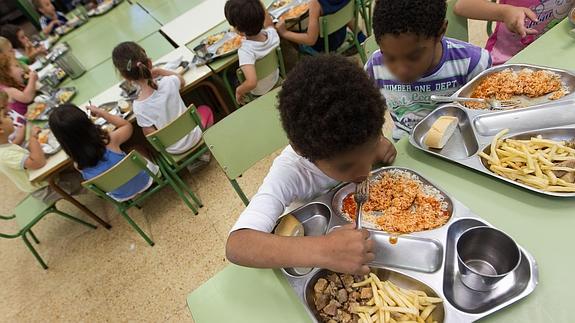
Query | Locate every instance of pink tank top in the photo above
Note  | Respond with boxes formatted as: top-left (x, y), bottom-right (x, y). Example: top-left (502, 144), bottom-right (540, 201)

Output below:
top-left (0, 84), bottom-right (29, 117)
top-left (485, 0), bottom-right (574, 65)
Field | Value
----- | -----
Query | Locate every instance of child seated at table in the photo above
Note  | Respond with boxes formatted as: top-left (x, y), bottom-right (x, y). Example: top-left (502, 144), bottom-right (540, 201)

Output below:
top-left (112, 42), bottom-right (214, 156)
top-left (0, 54), bottom-right (38, 120)
top-left (365, 0), bottom-right (492, 140)
top-left (224, 0), bottom-right (280, 105)
top-left (0, 24), bottom-right (47, 65)
top-left (454, 0), bottom-right (574, 65)
top-left (33, 0), bottom-right (69, 36)
top-left (49, 104), bottom-right (159, 202)
top-left (274, 0), bottom-right (366, 54)
top-left (226, 55), bottom-right (397, 275)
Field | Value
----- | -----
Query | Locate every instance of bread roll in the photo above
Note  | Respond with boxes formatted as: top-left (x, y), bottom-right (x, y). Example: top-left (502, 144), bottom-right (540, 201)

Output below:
top-left (274, 214), bottom-right (304, 237)
top-left (424, 116), bottom-right (459, 149)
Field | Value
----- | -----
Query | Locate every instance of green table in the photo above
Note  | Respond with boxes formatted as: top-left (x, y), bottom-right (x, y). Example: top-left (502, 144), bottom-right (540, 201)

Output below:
top-left (61, 32), bottom-right (174, 105)
top-left (509, 18), bottom-right (575, 70)
top-left (58, 1), bottom-right (162, 70)
top-left (135, 0), bottom-right (204, 25)
top-left (187, 138), bottom-right (574, 322)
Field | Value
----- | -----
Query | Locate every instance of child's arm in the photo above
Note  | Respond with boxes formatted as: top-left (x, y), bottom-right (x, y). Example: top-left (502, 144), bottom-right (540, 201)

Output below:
top-left (453, 0), bottom-right (538, 37)
top-left (24, 126), bottom-right (46, 169)
top-left (152, 68), bottom-right (186, 89)
top-left (227, 224), bottom-right (375, 275)
top-left (3, 71), bottom-right (38, 104)
top-left (275, 0), bottom-right (321, 46)
top-left (10, 125), bottom-right (26, 146)
top-left (264, 10), bottom-right (274, 28)
top-left (236, 64), bottom-right (258, 105)
top-left (88, 106), bottom-right (133, 150)
top-left (42, 20), bottom-right (59, 35)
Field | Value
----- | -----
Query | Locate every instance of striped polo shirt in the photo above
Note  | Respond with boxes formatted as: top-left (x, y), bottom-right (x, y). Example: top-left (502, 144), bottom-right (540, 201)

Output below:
top-left (365, 37), bottom-right (492, 140)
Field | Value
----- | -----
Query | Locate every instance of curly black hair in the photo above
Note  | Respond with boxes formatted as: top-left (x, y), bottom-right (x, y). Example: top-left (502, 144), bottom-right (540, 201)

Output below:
top-left (224, 0), bottom-right (265, 37)
top-left (373, 0), bottom-right (446, 40)
top-left (278, 55), bottom-right (385, 162)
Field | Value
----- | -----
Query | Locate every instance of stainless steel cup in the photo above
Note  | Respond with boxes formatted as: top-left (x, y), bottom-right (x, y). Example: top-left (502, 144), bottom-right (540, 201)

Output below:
top-left (456, 226), bottom-right (521, 291)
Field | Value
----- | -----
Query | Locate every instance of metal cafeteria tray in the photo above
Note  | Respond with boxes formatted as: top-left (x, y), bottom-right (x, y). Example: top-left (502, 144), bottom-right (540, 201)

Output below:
top-left (454, 63), bottom-right (575, 109)
top-left (280, 166), bottom-right (538, 323)
top-left (268, 0), bottom-right (309, 20)
top-left (410, 100), bottom-right (575, 197)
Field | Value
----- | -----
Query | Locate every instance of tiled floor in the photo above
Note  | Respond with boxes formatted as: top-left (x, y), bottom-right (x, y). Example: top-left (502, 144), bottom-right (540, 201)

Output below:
top-left (0, 24), bottom-right (488, 322)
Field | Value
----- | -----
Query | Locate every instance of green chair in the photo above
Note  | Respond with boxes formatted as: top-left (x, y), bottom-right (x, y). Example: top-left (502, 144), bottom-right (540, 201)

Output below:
top-left (235, 47), bottom-right (287, 105)
top-left (145, 105), bottom-right (206, 213)
top-left (446, 0), bottom-right (469, 42)
top-left (357, 0), bottom-right (373, 36)
top-left (0, 195), bottom-right (97, 269)
top-left (315, 0), bottom-right (367, 63)
top-left (203, 88), bottom-right (289, 205)
top-left (82, 151), bottom-right (191, 246)
top-left (362, 34), bottom-right (379, 60)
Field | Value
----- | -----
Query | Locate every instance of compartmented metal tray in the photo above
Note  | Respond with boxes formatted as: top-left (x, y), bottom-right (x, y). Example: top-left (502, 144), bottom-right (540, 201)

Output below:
top-left (453, 63), bottom-right (575, 109)
top-left (280, 167), bottom-right (538, 323)
top-left (268, 0), bottom-right (309, 21)
top-left (409, 100), bottom-right (575, 197)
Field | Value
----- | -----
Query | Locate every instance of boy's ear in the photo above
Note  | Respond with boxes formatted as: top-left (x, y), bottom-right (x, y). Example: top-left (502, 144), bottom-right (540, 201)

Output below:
top-left (438, 20), bottom-right (448, 39)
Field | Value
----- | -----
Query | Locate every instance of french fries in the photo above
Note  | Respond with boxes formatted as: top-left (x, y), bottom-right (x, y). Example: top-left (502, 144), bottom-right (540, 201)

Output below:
top-left (350, 274), bottom-right (442, 323)
top-left (479, 129), bottom-right (575, 192)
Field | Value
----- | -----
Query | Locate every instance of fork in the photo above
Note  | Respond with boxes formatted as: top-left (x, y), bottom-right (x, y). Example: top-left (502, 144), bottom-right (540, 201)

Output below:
top-left (430, 95), bottom-right (520, 110)
top-left (354, 180), bottom-right (370, 230)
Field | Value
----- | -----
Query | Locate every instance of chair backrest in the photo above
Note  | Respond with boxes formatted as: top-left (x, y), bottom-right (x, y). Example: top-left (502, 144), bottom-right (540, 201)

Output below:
top-left (146, 104), bottom-right (202, 155)
top-left (319, 0), bottom-right (356, 38)
top-left (82, 151), bottom-right (157, 194)
top-left (203, 87), bottom-right (289, 180)
top-left (362, 35), bottom-right (379, 60)
top-left (237, 47), bottom-right (286, 83)
top-left (446, 0), bottom-right (469, 42)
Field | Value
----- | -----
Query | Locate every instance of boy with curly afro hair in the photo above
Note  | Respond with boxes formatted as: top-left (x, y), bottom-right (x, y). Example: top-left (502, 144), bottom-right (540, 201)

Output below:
top-left (366, 0), bottom-right (491, 140)
top-left (226, 55), bottom-right (396, 275)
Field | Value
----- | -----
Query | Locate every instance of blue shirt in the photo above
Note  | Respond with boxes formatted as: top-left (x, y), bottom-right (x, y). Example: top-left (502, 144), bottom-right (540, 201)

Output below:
top-left (81, 149), bottom-right (152, 201)
top-left (311, 0), bottom-right (350, 52)
top-left (39, 12), bottom-right (68, 33)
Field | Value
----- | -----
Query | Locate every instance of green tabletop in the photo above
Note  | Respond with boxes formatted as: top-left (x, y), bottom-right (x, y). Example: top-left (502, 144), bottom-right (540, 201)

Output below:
top-left (135, 0), bottom-right (203, 25)
top-left (509, 18), bottom-right (575, 70)
top-left (58, 1), bottom-right (162, 70)
top-left (61, 32), bottom-right (174, 105)
top-left (187, 138), bottom-right (574, 322)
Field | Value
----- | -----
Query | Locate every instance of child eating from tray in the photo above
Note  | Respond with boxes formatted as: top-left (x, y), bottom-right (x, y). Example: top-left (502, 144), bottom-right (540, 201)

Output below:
top-left (33, 0), bottom-right (69, 36)
top-left (224, 0), bottom-right (281, 105)
top-left (365, 0), bottom-right (492, 140)
top-left (0, 24), bottom-right (47, 65)
top-left (274, 0), bottom-right (366, 54)
top-left (0, 54), bottom-right (38, 121)
top-left (112, 42), bottom-right (213, 158)
top-left (226, 55), bottom-right (397, 275)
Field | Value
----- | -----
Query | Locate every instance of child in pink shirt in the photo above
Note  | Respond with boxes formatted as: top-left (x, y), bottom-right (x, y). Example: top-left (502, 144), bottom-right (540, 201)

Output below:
top-left (454, 0), bottom-right (575, 65)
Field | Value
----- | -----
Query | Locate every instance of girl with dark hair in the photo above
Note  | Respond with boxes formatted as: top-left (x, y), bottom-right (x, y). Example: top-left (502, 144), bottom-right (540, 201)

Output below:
top-left (49, 104), bottom-right (159, 201)
top-left (0, 54), bottom-right (37, 119)
top-left (111, 42), bottom-right (213, 155)
top-left (0, 24), bottom-right (46, 65)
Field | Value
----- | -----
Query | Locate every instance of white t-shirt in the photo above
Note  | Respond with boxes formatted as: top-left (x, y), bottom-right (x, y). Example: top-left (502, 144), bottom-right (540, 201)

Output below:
top-left (237, 27), bottom-right (281, 96)
top-left (231, 146), bottom-right (339, 233)
top-left (133, 75), bottom-right (202, 154)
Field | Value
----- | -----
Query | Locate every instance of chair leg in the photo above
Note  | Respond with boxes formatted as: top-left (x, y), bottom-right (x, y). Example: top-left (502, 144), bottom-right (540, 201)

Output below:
top-left (52, 209), bottom-right (97, 230)
top-left (230, 179), bottom-right (250, 206)
top-left (119, 209), bottom-right (155, 246)
top-left (222, 70), bottom-right (239, 109)
top-left (22, 233), bottom-right (48, 269)
top-left (165, 171), bottom-right (199, 215)
top-left (28, 229), bottom-right (40, 244)
top-left (171, 168), bottom-right (204, 208)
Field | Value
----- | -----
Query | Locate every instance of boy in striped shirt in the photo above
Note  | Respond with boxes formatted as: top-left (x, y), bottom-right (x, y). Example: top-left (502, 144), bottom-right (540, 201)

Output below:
top-left (365, 0), bottom-right (492, 140)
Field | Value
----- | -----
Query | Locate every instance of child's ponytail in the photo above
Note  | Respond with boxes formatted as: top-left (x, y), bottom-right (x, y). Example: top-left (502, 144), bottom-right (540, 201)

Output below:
top-left (112, 42), bottom-right (157, 89)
